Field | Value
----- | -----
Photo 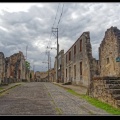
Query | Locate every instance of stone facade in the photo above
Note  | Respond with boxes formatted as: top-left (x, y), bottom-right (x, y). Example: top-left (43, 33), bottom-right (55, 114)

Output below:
top-left (4, 57), bottom-right (10, 84)
top-left (54, 50), bottom-right (64, 83)
top-left (35, 71), bottom-right (41, 82)
top-left (91, 26), bottom-right (120, 108)
top-left (0, 51), bottom-right (28, 84)
top-left (0, 52), bottom-right (5, 84)
top-left (49, 68), bottom-right (55, 82)
top-left (92, 77), bottom-right (120, 108)
top-left (9, 51), bottom-right (26, 82)
top-left (35, 71), bottom-right (48, 82)
top-left (99, 26), bottom-right (120, 77)
top-left (40, 71), bottom-right (48, 82)
top-left (64, 32), bottom-right (97, 88)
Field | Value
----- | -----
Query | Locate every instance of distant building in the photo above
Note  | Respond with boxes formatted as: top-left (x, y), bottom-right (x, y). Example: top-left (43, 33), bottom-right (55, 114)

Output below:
top-left (40, 71), bottom-right (48, 82)
top-left (30, 70), bottom-right (34, 82)
top-left (54, 50), bottom-right (64, 83)
top-left (4, 57), bottom-right (10, 84)
top-left (49, 68), bottom-right (55, 82)
top-left (0, 52), bottom-right (5, 84)
top-left (35, 71), bottom-right (41, 82)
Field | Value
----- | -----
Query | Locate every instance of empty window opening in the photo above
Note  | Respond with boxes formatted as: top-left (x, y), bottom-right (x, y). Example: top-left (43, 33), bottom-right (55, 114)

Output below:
top-left (74, 65), bottom-right (76, 79)
top-left (107, 58), bottom-right (109, 64)
top-left (66, 54), bottom-right (67, 63)
top-left (66, 69), bottom-right (67, 77)
top-left (80, 62), bottom-right (82, 75)
top-left (80, 40), bottom-right (82, 52)
top-left (74, 45), bottom-right (76, 55)
top-left (69, 51), bottom-right (71, 61)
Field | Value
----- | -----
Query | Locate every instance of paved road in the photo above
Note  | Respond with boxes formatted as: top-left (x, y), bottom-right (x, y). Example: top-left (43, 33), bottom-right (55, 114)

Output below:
top-left (0, 82), bottom-right (109, 115)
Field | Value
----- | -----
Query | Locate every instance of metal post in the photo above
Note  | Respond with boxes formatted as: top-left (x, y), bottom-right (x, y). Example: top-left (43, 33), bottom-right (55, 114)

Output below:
top-left (48, 51), bottom-right (49, 82)
top-left (57, 28), bottom-right (59, 83)
top-left (52, 27), bottom-right (59, 83)
top-left (50, 56), bottom-right (51, 70)
top-left (26, 45), bottom-right (28, 60)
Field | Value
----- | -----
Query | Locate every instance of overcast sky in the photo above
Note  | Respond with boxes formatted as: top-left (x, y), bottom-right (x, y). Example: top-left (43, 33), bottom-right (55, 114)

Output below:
top-left (0, 3), bottom-right (120, 72)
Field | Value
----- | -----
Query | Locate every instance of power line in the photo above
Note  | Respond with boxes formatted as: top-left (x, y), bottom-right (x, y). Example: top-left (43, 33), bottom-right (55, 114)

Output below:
top-left (43, 3), bottom-right (64, 74)
top-left (52, 3), bottom-right (61, 28)
top-left (47, 3), bottom-right (61, 48)
top-left (41, 4), bottom-right (61, 65)
top-left (57, 3), bottom-right (64, 28)
top-left (42, 50), bottom-right (47, 62)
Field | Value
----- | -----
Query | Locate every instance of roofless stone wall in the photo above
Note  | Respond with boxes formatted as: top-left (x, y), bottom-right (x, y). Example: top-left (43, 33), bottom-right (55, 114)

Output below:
top-left (99, 26), bottom-right (120, 77)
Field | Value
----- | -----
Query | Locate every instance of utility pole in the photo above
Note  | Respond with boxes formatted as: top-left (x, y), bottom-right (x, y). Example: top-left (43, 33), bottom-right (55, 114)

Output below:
top-left (26, 45), bottom-right (28, 60)
top-left (52, 27), bottom-right (59, 83)
top-left (48, 51), bottom-right (49, 82)
top-left (50, 56), bottom-right (51, 70)
top-left (42, 51), bottom-right (50, 82)
top-left (33, 64), bottom-right (35, 71)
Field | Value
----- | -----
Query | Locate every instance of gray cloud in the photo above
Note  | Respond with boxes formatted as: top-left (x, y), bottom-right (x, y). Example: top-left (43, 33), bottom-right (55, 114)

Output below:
top-left (0, 3), bottom-right (120, 71)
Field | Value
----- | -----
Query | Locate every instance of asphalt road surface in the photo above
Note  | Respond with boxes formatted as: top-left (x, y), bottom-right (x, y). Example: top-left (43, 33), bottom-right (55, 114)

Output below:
top-left (0, 82), bottom-right (109, 115)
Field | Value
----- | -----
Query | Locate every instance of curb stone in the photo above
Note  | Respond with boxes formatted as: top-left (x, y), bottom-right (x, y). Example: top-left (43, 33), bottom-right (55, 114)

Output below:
top-left (0, 83), bottom-right (22, 94)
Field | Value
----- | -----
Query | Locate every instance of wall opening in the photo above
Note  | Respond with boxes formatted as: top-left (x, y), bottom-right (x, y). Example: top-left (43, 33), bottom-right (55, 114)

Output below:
top-left (69, 51), bottom-right (71, 61)
top-left (66, 54), bottom-right (67, 63)
top-left (74, 45), bottom-right (76, 55)
top-left (80, 39), bottom-right (82, 52)
top-left (66, 68), bottom-right (67, 77)
top-left (69, 67), bottom-right (71, 81)
top-left (107, 57), bottom-right (109, 64)
top-left (74, 65), bottom-right (76, 79)
top-left (80, 62), bottom-right (82, 75)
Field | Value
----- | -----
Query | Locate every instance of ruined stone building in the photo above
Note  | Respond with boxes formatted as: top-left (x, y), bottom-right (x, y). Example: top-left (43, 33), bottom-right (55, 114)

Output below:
top-left (4, 57), bottom-right (10, 84)
top-left (64, 32), bottom-right (98, 88)
top-left (35, 71), bottom-right (48, 82)
top-left (54, 50), bottom-right (64, 83)
top-left (49, 68), bottom-right (55, 82)
top-left (92, 26), bottom-right (120, 108)
top-left (34, 71), bottom-right (40, 81)
top-left (0, 50), bottom-right (31, 84)
top-left (0, 52), bottom-right (5, 84)
top-left (99, 26), bottom-right (120, 77)
top-left (40, 71), bottom-right (48, 81)
top-left (9, 51), bottom-right (26, 82)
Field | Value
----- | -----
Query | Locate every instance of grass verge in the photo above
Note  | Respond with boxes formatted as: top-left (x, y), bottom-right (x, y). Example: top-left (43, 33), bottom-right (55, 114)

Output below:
top-left (67, 89), bottom-right (120, 115)
top-left (44, 83), bottom-right (63, 115)
top-left (0, 87), bottom-right (4, 90)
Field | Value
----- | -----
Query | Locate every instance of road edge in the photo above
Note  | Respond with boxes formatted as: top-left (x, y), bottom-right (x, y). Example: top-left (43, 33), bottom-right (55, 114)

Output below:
top-left (0, 83), bottom-right (22, 95)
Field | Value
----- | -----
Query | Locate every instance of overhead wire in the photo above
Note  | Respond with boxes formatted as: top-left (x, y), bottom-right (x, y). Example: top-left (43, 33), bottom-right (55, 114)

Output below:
top-left (57, 3), bottom-right (64, 28)
top-left (42, 3), bottom-right (61, 68)
top-left (47, 3), bottom-right (61, 48)
top-left (42, 3), bottom-right (64, 71)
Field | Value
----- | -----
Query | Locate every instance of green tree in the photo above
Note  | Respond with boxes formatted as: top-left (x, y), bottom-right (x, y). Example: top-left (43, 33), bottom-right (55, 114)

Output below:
top-left (30, 73), bottom-right (32, 79)
top-left (25, 61), bottom-right (30, 70)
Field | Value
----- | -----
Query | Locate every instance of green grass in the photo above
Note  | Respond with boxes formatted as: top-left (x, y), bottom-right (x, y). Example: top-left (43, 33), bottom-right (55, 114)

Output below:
top-left (0, 87), bottom-right (4, 90)
top-left (67, 89), bottom-right (120, 115)
top-left (55, 107), bottom-right (62, 115)
top-left (44, 84), bottom-right (63, 115)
